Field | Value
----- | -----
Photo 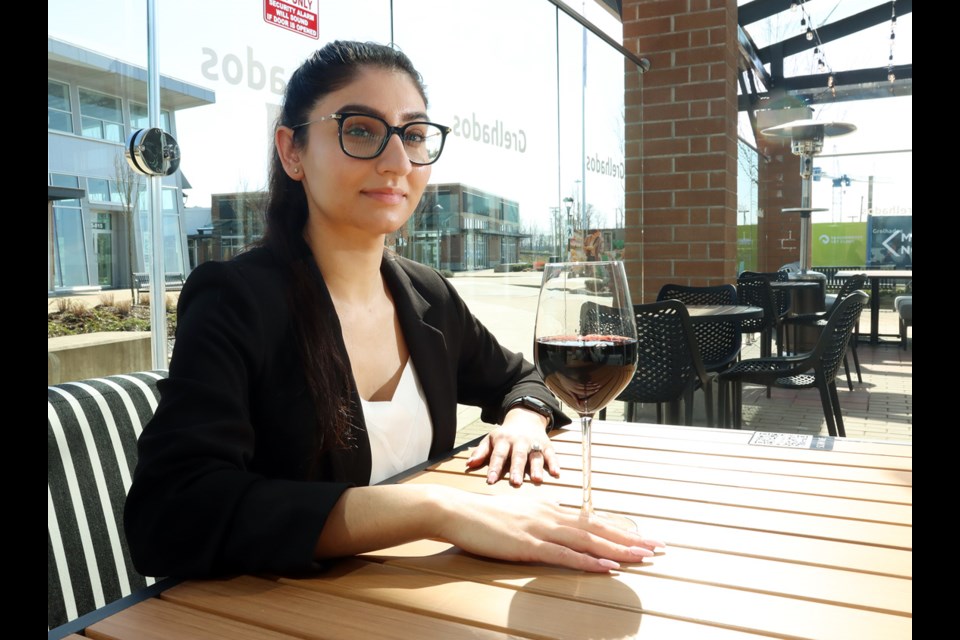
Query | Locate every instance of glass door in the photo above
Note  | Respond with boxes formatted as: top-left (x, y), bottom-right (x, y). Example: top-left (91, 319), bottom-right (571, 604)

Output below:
top-left (92, 211), bottom-right (114, 287)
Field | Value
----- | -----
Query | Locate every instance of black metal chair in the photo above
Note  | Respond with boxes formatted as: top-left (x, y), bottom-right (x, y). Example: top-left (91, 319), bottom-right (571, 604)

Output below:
top-left (656, 284), bottom-right (741, 421)
top-left (783, 272), bottom-right (867, 390)
top-left (894, 294), bottom-right (912, 350)
top-left (655, 283), bottom-right (742, 374)
top-left (591, 300), bottom-right (716, 427)
top-left (738, 271), bottom-right (790, 356)
top-left (717, 291), bottom-right (868, 437)
top-left (736, 273), bottom-right (782, 384)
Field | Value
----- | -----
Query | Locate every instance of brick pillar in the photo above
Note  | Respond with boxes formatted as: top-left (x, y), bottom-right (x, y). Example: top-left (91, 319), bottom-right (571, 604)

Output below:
top-left (621, 0), bottom-right (740, 304)
top-left (756, 138), bottom-right (803, 270)
top-left (754, 106), bottom-right (807, 271)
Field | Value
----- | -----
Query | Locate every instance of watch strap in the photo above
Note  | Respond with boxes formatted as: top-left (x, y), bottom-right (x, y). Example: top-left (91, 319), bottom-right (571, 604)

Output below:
top-left (507, 396), bottom-right (554, 430)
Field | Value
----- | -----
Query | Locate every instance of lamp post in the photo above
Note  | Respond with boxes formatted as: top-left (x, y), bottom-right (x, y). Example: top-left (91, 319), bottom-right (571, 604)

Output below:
top-left (562, 197), bottom-right (574, 261)
top-left (432, 203), bottom-right (443, 270)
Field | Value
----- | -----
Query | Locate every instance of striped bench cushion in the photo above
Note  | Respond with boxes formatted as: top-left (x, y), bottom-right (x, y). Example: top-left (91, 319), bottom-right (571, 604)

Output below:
top-left (47, 370), bottom-right (167, 630)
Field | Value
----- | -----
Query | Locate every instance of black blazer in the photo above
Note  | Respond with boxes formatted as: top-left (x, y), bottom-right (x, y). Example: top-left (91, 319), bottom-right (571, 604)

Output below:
top-left (124, 245), bottom-right (568, 579)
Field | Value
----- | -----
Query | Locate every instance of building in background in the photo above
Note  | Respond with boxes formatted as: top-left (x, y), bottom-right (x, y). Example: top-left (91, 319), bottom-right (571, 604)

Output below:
top-left (396, 183), bottom-right (523, 272)
top-left (186, 192), bottom-right (267, 268)
top-left (47, 37), bottom-right (214, 294)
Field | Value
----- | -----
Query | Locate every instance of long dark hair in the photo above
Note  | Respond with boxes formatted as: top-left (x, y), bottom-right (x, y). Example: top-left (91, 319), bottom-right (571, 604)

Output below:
top-left (258, 41), bottom-right (428, 460)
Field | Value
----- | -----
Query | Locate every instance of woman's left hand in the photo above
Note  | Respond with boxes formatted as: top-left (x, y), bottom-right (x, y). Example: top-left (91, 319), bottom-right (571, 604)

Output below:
top-left (465, 408), bottom-right (561, 486)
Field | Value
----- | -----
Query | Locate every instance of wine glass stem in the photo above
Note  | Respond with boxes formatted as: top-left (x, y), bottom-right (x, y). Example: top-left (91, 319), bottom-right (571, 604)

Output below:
top-left (580, 414), bottom-right (593, 520)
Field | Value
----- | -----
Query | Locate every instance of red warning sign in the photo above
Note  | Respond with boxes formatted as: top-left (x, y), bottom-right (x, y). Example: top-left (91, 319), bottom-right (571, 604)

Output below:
top-left (264, 0), bottom-right (318, 39)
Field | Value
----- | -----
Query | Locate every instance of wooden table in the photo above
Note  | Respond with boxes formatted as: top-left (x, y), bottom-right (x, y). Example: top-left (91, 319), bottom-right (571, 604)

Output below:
top-left (70, 423), bottom-right (912, 640)
top-left (835, 269), bottom-right (913, 344)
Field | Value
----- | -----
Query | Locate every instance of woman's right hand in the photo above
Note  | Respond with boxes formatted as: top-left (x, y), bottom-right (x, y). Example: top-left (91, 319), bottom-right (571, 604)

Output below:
top-left (431, 487), bottom-right (666, 573)
top-left (315, 484), bottom-right (664, 572)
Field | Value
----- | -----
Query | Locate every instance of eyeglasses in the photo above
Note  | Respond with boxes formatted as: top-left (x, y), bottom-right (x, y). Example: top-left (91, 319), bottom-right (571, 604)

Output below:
top-left (291, 112), bottom-right (451, 166)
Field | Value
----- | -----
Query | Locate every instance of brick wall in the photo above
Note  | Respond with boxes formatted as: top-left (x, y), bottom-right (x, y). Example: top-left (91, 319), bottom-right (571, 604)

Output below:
top-left (621, 0), bottom-right (740, 303)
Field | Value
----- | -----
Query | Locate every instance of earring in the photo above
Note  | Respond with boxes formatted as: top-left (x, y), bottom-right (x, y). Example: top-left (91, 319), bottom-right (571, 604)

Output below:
top-left (292, 167), bottom-right (300, 174)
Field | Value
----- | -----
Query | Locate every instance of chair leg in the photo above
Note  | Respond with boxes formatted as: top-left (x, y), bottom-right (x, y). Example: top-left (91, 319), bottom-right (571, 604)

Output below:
top-left (842, 353), bottom-right (854, 391)
top-left (717, 380), bottom-right (727, 428)
top-left (667, 398), bottom-right (682, 425)
top-left (733, 381), bottom-right (743, 430)
top-left (683, 385), bottom-right (694, 426)
top-left (850, 344), bottom-right (862, 383)
top-left (828, 381), bottom-right (847, 438)
top-left (703, 382), bottom-right (715, 428)
top-left (816, 378), bottom-right (838, 437)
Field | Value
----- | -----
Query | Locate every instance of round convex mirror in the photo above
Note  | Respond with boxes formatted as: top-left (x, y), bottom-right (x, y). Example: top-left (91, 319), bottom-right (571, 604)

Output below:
top-left (126, 128), bottom-right (181, 176)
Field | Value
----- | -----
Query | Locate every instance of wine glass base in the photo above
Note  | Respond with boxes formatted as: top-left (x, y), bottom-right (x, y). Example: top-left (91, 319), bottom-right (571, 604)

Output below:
top-left (587, 510), bottom-right (638, 532)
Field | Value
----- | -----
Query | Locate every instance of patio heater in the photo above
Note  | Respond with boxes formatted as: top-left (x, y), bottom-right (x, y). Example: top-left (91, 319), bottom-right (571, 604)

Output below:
top-left (760, 118), bottom-right (856, 273)
top-left (761, 118), bottom-right (855, 351)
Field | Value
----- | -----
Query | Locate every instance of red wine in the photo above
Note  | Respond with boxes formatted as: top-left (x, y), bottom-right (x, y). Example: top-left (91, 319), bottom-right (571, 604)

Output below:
top-left (535, 335), bottom-right (638, 415)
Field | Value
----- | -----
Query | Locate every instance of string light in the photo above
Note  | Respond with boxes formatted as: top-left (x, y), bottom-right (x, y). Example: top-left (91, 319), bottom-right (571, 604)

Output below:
top-left (796, 1), bottom-right (834, 92)
top-left (887, 0), bottom-right (897, 83)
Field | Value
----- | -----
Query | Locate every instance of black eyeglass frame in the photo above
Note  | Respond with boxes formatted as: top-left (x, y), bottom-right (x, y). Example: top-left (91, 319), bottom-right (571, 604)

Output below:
top-left (291, 112), bottom-right (452, 166)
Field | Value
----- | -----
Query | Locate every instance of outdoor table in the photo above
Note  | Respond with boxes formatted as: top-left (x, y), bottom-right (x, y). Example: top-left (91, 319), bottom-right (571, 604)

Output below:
top-left (771, 280), bottom-right (825, 352)
top-left (835, 269), bottom-right (913, 345)
top-left (685, 304), bottom-right (762, 323)
top-left (66, 422), bottom-right (911, 640)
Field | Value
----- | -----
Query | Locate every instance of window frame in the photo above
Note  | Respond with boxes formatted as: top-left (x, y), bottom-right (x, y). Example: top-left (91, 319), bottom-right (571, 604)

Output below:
top-left (48, 78), bottom-right (73, 134)
top-left (78, 86), bottom-right (124, 142)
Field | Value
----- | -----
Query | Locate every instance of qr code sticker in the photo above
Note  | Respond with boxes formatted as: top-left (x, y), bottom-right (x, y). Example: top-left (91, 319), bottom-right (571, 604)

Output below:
top-left (749, 432), bottom-right (813, 448)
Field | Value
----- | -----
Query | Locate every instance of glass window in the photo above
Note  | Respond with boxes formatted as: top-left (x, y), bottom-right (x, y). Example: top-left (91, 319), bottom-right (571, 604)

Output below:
top-left (130, 102), bottom-right (171, 133)
top-left (53, 203), bottom-right (88, 287)
top-left (79, 88), bottom-right (123, 142)
top-left (48, 80), bottom-right (73, 133)
top-left (464, 190), bottom-right (492, 217)
top-left (87, 177), bottom-right (111, 203)
top-left (137, 190), bottom-right (184, 273)
top-left (164, 213), bottom-right (185, 274)
top-left (50, 173), bottom-right (81, 205)
top-left (108, 179), bottom-right (124, 204)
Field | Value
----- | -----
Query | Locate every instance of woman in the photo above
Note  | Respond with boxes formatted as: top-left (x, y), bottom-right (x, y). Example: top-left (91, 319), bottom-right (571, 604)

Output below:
top-left (124, 40), bottom-right (663, 579)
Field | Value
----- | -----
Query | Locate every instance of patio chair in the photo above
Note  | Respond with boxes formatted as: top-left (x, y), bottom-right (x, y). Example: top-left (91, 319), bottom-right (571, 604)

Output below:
top-left (48, 370), bottom-right (168, 631)
top-left (656, 284), bottom-right (741, 419)
top-left (717, 291), bottom-right (868, 437)
top-left (591, 299), bottom-right (716, 427)
top-left (736, 273), bottom-right (785, 361)
top-left (782, 272), bottom-right (866, 390)
top-left (895, 294), bottom-right (912, 349)
top-left (741, 270), bottom-right (792, 328)
top-left (655, 283), bottom-right (742, 374)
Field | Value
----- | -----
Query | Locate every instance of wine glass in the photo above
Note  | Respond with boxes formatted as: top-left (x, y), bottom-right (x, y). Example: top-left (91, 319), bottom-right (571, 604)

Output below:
top-left (534, 261), bottom-right (638, 526)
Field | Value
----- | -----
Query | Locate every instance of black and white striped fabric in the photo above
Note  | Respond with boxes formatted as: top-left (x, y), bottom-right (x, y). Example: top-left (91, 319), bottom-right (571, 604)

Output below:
top-left (47, 370), bottom-right (167, 630)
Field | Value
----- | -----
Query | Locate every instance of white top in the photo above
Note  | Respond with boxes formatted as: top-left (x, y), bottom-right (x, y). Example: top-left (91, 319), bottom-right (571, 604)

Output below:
top-left (360, 358), bottom-right (434, 485)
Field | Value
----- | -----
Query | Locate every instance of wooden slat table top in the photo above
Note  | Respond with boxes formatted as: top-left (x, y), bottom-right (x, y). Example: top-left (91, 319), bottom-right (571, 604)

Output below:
top-left (75, 422), bottom-right (912, 640)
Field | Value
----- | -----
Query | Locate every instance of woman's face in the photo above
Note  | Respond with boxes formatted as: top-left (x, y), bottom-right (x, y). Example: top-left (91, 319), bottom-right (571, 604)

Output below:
top-left (286, 66), bottom-right (432, 240)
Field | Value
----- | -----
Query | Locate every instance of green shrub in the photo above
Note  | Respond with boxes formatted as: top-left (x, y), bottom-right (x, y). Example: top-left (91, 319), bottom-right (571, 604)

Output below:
top-left (48, 303), bottom-right (176, 338)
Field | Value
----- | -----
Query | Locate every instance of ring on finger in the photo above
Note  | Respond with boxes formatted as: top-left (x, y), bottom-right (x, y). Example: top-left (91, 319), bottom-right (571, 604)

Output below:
top-left (529, 442), bottom-right (542, 454)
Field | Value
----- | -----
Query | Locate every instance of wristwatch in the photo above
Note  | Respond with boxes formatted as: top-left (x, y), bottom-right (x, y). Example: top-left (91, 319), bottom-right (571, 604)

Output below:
top-left (507, 396), bottom-right (554, 431)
